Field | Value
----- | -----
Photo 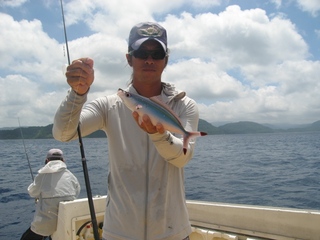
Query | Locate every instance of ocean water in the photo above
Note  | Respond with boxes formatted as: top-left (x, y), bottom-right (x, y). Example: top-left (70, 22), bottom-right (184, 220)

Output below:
top-left (1, 132), bottom-right (319, 239)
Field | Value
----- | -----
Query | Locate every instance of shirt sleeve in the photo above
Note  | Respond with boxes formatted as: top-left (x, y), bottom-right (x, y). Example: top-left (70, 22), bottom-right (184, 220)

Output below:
top-left (148, 97), bottom-right (200, 168)
top-left (53, 89), bottom-right (106, 142)
top-left (53, 89), bottom-right (87, 142)
top-left (27, 175), bottom-right (42, 198)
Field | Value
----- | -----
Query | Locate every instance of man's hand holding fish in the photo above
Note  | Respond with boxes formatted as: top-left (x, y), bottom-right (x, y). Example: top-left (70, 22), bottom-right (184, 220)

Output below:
top-left (132, 111), bottom-right (165, 134)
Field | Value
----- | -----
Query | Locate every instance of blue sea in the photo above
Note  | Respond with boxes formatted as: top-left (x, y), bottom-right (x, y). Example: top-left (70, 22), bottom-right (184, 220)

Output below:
top-left (1, 132), bottom-right (320, 239)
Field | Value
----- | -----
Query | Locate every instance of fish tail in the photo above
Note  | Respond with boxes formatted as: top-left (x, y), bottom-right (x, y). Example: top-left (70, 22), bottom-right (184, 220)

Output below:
top-left (183, 131), bottom-right (207, 155)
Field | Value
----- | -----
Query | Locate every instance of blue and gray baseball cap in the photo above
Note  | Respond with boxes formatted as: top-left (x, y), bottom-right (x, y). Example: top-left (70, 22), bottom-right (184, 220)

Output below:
top-left (128, 22), bottom-right (167, 52)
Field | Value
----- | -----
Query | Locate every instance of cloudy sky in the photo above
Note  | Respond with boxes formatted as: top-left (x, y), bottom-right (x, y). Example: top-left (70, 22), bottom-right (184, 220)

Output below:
top-left (1, 0), bottom-right (320, 128)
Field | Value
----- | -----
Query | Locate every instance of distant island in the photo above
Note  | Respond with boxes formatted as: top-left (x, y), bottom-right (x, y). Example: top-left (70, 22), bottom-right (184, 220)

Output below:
top-left (0, 119), bottom-right (319, 140)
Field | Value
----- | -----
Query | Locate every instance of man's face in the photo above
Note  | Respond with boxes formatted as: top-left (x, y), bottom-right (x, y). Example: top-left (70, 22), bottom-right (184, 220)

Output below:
top-left (129, 40), bottom-right (167, 85)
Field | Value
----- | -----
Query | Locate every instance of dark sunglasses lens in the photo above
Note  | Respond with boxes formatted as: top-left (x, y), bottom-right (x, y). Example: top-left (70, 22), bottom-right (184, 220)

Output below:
top-left (133, 50), bottom-right (165, 60)
top-left (133, 50), bottom-right (148, 59)
top-left (151, 51), bottom-right (166, 59)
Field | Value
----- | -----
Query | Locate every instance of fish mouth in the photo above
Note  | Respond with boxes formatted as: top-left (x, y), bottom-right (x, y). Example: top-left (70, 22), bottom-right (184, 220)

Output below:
top-left (117, 88), bottom-right (125, 96)
top-left (118, 88), bottom-right (127, 94)
top-left (117, 88), bottom-right (131, 97)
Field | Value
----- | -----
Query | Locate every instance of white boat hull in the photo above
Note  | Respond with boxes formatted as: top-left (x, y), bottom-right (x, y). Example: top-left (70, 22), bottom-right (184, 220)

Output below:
top-left (52, 195), bottom-right (320, 240)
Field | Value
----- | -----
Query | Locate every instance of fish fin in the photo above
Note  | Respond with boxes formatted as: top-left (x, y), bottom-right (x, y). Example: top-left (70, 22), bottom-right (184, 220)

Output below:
top-left (149, 96), bottom-right (182, 125)
top-left (182, 131), bottom-right (208, 155)
top-left (200, 131), bottom-right (207, 136)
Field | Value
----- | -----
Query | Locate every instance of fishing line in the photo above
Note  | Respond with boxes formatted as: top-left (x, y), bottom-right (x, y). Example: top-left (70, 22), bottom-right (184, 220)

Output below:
top-left (18, 118), bottom-right (34, 181)
top-left (60, 0), bottom-right (70, 66)
top-left (59, 1), bottom-right (99, 239)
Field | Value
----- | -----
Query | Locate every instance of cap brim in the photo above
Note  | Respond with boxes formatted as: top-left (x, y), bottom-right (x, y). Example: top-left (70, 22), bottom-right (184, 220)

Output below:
top-left (131, 37), bottom-right (167, 52)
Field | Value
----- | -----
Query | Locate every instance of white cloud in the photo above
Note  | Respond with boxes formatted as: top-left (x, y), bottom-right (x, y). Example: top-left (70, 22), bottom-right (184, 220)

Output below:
top-left (0, 1), bottom-right (319, 127)
top-left (165, 6), bottom-right (309, 86)
top-left (0, 13), bottom-right (63, 83)
top-left (164, 58), bottom-right (244, 102)
top-left (296, 0), bottom-right (320, 16)
top-left (0, 0), bottom-right (27, 7)
top-left (188, 0), bottom-right (221, 9)
top-left (271, 0), bottom-right (282, 9)
top-left (0, 72), bottom-right (77, 127)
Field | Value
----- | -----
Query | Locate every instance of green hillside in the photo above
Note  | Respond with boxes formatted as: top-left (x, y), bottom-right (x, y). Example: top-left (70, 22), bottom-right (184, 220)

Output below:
top-left (0, 124), bottom-right (106, 139)
top-left (218, 121), bottom-right (274, 134)
top-left (0, 119), bottom-right (319, 139)
top-left (198, 119), bottom-right (223, 134)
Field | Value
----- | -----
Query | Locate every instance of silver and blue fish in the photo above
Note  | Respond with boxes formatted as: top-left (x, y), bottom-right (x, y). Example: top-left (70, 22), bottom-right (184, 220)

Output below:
top-left (117, 88), bottom-right (207, 154)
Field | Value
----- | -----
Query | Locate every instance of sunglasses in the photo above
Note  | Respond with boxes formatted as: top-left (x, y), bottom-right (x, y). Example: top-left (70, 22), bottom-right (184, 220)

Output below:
top-left (129, 49), bottom-right (167, 60)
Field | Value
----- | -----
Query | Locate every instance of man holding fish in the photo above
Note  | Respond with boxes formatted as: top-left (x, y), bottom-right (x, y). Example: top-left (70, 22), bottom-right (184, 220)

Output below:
top-left (53, 22), bottom-right (206, 240)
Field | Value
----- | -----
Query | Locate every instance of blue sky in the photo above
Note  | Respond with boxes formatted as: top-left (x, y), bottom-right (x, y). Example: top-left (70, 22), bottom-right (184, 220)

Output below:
top-left (1, 0), bottom-right (320, 128)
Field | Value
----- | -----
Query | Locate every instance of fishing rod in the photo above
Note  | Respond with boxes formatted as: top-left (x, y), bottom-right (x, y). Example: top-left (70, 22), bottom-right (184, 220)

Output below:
top-left (18, 118), bottom-right (39, 204)
top-left (18, 118), bottom-right (34, 181)
top-left (60, 1), bottom-right (100, 239)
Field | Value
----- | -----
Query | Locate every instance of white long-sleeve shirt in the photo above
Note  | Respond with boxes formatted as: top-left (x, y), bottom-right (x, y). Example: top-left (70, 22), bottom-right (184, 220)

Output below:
top-left (53, 83), bottom-right (199, 240)
top-left (29, 160), bottom-right (80, 236)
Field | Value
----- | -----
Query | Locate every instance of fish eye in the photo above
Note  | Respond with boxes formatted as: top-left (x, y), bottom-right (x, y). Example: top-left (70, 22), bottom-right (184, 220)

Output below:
top-left (125, 93), bottom-right (130, 97)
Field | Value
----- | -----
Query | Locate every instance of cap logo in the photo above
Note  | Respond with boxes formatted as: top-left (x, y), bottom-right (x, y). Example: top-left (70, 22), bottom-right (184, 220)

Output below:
top-left (128, 22), bottom-right (167, 51)
top-left (138, 26), bottom-right (163, 38)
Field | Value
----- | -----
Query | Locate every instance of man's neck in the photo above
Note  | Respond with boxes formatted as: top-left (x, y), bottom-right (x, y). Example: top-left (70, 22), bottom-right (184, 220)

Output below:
top-left (133, 81), bottom-right (162, 98)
